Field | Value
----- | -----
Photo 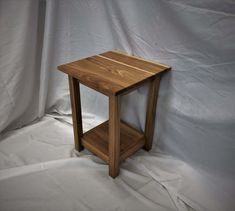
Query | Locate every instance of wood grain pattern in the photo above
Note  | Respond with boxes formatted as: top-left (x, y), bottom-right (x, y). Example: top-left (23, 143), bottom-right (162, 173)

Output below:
top-left (81, 121), bottom-right (145, 164)
top-left (58, 50), bottom-right (170, 96)
top-left (108, 95), bottom-right (120, 178)
top-left (68, 76), bottom-right (84, 152)
top-left (58, 50), bottom-right (170, 178)
top-left (144, 76), bottom-right (161, 151)
top-left (101, 50), bottom-right (170, 74)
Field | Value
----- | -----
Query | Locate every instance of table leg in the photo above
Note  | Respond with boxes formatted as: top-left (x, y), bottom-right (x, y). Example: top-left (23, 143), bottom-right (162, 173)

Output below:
top-left (68, 76), bottom-right (84, 152)
top-left (109, 95), bottom-right (120, 178)
top-left (144, 76), bottom-right (161, 151)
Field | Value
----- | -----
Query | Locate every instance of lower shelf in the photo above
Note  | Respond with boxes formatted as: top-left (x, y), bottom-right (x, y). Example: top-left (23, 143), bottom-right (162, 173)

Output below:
top-left (81, 121), bottom-right (145, 163)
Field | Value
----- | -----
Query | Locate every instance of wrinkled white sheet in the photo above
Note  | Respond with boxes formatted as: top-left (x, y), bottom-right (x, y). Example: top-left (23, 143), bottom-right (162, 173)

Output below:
top-left (0, 0), bottom-right (235, 211)
top-left (1, 116), bottom-right (234, 211)
top-left (1, 0), bottom-right (234, 176)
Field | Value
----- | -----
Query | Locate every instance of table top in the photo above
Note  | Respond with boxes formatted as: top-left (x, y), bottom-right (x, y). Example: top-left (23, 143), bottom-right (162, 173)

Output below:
top-left (58, 50), bottom-right (170, 96)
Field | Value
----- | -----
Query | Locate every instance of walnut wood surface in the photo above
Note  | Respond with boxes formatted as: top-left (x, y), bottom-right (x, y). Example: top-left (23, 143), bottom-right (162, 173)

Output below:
top-left (108, 95), bottom-right (120, 177)
top-left (81, 121), bottom-right (145, 165)
top-left (101, 50), bottom-right (170, 74)
top-left (144, 76), bottom-right (160, 150)
top-left (68, 76), bottom-right (84, 151)
top-left (58, 50), bottom-right (170, 96)
top-left (59, 50), bottom-right (170, 178)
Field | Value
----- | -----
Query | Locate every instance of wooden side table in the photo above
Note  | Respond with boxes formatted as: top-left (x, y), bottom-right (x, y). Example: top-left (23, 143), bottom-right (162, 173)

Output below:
top-left (58, 50), bottom-right (170, 178)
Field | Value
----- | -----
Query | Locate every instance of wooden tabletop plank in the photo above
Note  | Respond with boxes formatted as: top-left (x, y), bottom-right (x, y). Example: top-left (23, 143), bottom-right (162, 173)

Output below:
top-left (58, 50), bottom-right (170, 96)
top-left (90, 55), bottom-right (153, 81)
top-left (58, 62), bottom-right (125, 96)
top-left (101, 50), bottom-right (170, 74)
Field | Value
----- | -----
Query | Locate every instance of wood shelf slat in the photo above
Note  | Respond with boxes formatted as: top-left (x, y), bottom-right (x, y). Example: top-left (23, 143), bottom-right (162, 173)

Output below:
top-left (81, 121), bottom-right (145, 163)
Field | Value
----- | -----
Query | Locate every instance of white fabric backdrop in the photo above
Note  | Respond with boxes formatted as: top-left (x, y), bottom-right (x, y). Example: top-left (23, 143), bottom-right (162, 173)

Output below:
top-left (0, 0), bottom-right (235, 210)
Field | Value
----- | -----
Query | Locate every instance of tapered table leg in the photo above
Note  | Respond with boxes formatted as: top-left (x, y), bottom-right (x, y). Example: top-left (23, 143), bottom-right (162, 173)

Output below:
top-left (68, 76), bottom-right (84, 152)
top-left (109, 95), bottom-right (121, 178)
top-left (144, 76), bottom-right (161, 151)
